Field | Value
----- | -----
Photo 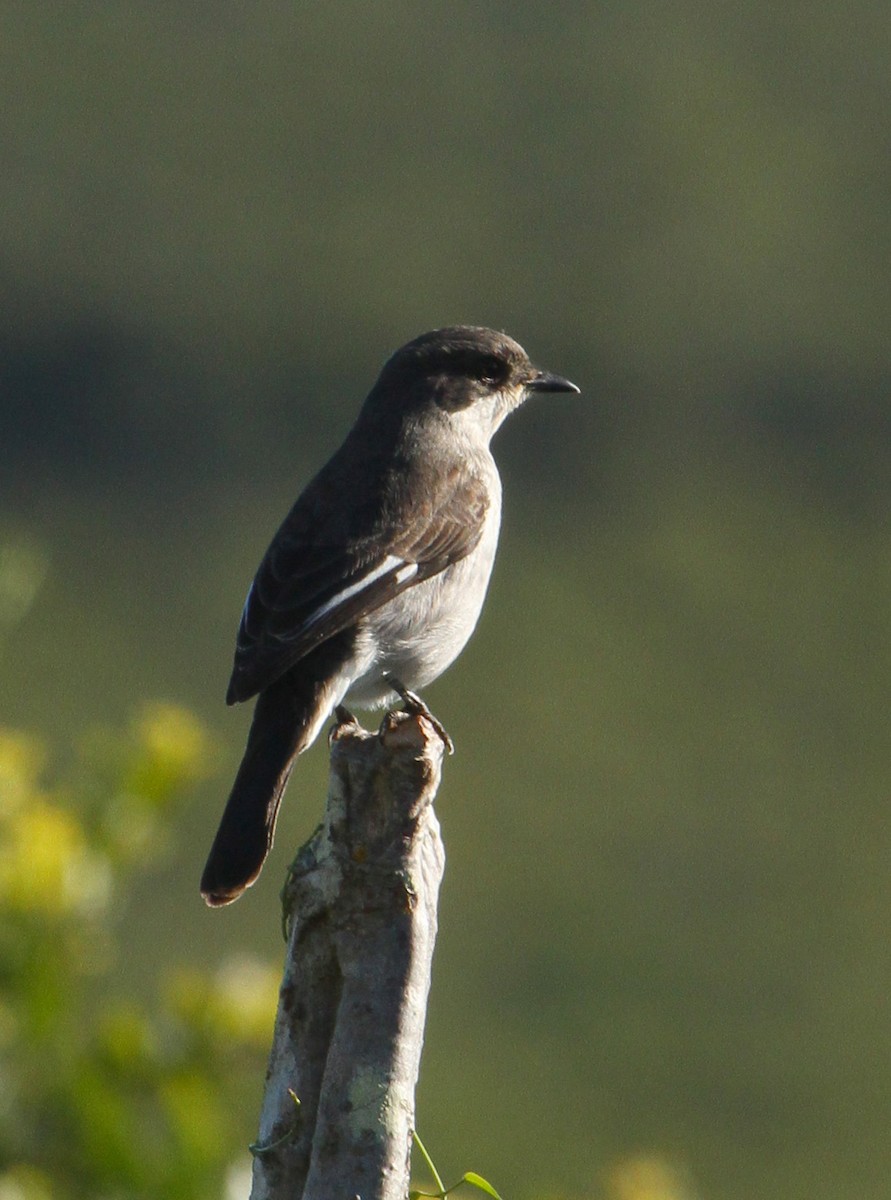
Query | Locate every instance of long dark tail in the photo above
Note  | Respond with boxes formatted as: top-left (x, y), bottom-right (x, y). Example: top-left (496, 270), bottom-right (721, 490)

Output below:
top-left (200, 671), bottom-right (330, 906)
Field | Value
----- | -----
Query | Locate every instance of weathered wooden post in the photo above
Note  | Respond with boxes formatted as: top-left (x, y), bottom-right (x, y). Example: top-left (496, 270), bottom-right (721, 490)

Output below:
top-left (250, 708), bottom-right (447, 1200)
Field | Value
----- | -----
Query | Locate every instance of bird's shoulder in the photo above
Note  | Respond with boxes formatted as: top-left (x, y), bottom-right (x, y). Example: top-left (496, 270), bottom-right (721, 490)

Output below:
top-left (270, 420), bottom-right (494, 569)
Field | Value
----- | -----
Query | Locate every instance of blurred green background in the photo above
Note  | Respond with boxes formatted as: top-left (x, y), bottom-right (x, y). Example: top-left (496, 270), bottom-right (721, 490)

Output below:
top-left (1, 3), bottom-right (889, 1197)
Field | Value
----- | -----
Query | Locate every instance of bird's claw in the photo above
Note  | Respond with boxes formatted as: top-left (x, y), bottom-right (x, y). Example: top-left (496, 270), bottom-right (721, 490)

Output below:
top-left (383, 676), bottom-right (455, 755)
top-left (328, 704), bottom-right (361, 745)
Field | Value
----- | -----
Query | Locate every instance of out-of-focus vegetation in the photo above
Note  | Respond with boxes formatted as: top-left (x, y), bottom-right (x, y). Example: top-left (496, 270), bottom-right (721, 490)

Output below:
top-left (0, 706), bottom-right (278, 1199)
top-left (0, 709), bottom-right (694, 1200)
top-left (1, 3), bottom-right (888, 1198)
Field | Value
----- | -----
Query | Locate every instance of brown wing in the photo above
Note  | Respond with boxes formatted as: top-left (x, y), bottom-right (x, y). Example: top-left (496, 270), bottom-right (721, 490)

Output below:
top-left (226, 457), bottom-right (489, 703)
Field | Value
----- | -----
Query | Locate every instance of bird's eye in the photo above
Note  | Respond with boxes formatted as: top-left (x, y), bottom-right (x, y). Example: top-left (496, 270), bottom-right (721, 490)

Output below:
top-left (476, 357), bottom-right (508, 387)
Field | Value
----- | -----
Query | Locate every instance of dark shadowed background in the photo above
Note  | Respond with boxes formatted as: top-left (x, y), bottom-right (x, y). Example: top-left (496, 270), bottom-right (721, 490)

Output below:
top-left (1, 4), bottom-right (889, 1198)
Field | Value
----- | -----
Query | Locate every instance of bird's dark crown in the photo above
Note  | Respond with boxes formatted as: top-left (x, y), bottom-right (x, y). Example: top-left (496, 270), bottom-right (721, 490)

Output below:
top-left (378, 326), bottom-right (533, 399)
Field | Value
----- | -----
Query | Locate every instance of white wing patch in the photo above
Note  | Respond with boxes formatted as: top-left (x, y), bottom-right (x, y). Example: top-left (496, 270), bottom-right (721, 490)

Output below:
top-left (394, 563), bottom-right (419, 586)
top-left (301, 554), bottom-right (416, 633)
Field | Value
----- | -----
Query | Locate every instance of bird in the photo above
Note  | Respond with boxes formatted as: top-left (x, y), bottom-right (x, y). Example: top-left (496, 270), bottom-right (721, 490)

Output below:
top-left (200, 325), bottom-right (579, 906)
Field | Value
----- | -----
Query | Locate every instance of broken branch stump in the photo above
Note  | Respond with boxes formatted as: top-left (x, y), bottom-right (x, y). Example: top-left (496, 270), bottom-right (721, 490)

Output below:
top-left (250, 708), bottom-right (447, 1200)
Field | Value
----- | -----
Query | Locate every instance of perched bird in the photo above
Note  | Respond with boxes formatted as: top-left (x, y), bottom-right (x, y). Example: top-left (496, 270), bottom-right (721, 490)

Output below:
top-left (201, 326), bottom-right (579, 905)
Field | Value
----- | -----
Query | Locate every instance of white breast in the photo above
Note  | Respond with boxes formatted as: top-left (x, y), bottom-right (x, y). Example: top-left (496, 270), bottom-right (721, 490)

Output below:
top-left (345, 463), bottom-right (502, 709)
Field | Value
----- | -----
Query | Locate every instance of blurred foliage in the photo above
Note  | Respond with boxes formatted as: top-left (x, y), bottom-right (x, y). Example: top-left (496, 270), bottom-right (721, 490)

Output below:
top-left (0, 709), bottom-right (704, 1200)
top-left (0, 707), bottom-right (277, 1200)
top-left (606, 1155), bottom-right (698, 1200)
top-left (0, 3), bottom-right (889, 1199)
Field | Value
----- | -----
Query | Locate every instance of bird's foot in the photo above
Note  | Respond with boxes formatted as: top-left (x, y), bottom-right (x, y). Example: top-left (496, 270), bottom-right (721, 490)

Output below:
top-left (328, 704), bottom-right (361, 745)
top-left (383, 676), bottom-right (455, 755)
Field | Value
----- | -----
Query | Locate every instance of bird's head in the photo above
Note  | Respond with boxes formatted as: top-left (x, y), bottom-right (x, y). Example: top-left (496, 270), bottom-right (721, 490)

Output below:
top-left (368, 325), bottom-right (579, 438)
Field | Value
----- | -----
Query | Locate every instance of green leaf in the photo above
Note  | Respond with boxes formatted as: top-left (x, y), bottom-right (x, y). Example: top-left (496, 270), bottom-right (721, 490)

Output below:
top-left (461, 1172), bottom-right (504, 1200)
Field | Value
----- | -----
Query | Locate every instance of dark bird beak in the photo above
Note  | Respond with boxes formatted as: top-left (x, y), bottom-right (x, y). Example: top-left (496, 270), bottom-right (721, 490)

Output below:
top-left (526, 370), bottom-right (580, 395)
